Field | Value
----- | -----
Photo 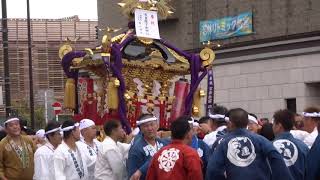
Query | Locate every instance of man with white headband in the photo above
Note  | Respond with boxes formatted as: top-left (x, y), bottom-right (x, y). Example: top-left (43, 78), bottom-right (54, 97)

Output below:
top-left (128, 114), bottom-right (169, 180)
top-left (188, 117), bottom-right (211, 177)
top-left (78, 119), bottom-right (101, 179)
top-left (305, 107), bottom-right (320, 180)
top-left (272, 109), bottom-right (308, 180)
top-left (301, 107), bottom-right (320, 148)
top-left (34, 121), bottom-right (62, 180)
top-left (248, 113), bottom-right (261, 134)
top-left (203, 105), bottom-right (228, 147)
top-left (53, 120), bottom-right (89, 180)
top-left (206, 108), bottom-right (292, 180)
top-left (95, 119), bottom-right (130, 180)
top-left (0, 117), bottom-right (36, 180)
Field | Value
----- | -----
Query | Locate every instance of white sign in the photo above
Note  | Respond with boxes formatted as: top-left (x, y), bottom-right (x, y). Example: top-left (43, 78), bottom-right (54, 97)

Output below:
top-left (135, 9), bottom-right (160, 39)
top-left (139, 0), bottom-right (148, 2)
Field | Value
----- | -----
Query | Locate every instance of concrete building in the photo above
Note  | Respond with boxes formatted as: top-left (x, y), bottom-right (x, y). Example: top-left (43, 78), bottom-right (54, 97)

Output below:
top-left (98, 0), bottom-right (320, 119)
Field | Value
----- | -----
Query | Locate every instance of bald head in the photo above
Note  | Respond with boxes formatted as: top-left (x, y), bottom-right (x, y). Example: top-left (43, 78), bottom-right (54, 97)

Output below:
top-left (228, 108), bottom-right (249, 129)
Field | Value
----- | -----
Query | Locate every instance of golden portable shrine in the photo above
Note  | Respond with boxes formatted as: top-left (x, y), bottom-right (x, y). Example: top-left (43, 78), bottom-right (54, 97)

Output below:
top-left (60, 0), bottom-right (216, 133)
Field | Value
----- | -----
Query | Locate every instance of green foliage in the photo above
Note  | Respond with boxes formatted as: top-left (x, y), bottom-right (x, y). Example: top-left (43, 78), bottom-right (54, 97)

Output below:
top-left (11, 100), bottom-right (45, 130)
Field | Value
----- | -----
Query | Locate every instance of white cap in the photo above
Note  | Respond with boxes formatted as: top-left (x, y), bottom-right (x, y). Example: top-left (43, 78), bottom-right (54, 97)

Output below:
top-left (36, 129), bottom-right (45, 139)
top-left (136, 116), bottom-right (157, 126)
top-left (4, 117), bottom-right (19, 125)
top-left (248, 115), bottom-right (258, 125)
top-left (79, 119), bottom-right (95, 131)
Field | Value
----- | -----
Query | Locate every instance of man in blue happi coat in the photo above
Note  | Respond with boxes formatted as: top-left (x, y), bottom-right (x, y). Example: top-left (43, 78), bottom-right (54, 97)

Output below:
top-left (127, 114), bottom-right (169, 180)
top-left (272, 109), bottom-right (309, 180)
top-left (206, 108), bottom-right (293, 180)
top-left (188, 117), bottom-right (211, 175)
top-left (305, 107), bottom-right (320, 180)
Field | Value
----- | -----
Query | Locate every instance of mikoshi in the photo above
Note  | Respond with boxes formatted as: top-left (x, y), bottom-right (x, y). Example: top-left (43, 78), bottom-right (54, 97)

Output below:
top-left (60, 0), bottom-right (216, 134)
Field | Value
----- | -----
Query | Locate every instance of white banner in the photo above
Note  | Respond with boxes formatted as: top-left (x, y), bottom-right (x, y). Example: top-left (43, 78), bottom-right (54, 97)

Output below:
top-left (135, 9), bottom-right (160, 39)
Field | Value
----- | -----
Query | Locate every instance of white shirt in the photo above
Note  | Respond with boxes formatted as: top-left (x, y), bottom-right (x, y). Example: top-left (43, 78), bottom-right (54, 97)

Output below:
top-left (94, 136), bottom-right (131, 180)
top-left (77, 139), bottom-right (102, 179)
top-left (203, 125), bottom-right (227, 147)
top-left (54, 141), bottom-right (89, 180)
top-left (303, 127), bottom-right (318, 148)
top-left (290, 130), bottom-right (310, 142)
top-left (34, 142), bottom-right (56, 180)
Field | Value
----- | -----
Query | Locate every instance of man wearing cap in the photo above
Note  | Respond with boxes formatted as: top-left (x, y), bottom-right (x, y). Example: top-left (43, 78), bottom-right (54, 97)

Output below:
top-left (0, 117), bottom-right (36, 180)
top-left (305, 107), bottom-right (320, 180)
top-left (53, 120), bottom-right (89, 180)
top-left (78, 119), bottom-right (102, 179)
top-left (272, 109), bottom-right (308, 180)
top-left (128, 114), bottom-right (169, 180)
top-left (302, 107), bottom-right (319, 148)
top-left (34, 121), bottom-right (62, 180)
top-left (206, 108), bottom-right (293, 180)
top-left (203, 105), bottom-right (228, 148)
top-left (95, 119), bottom-right (131, 180)
top-left (146, 117), bottom-right (203, 180)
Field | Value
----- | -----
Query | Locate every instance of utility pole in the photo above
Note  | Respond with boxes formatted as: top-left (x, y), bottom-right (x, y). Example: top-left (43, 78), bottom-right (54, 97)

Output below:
top-left (1, 0), bottom-right (11, 117)
top-left (27, 0), bottom-right (35, 129)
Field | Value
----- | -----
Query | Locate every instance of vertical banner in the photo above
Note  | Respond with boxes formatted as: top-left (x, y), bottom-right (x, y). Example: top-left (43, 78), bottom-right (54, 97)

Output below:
top-left (206, 68), bottom-right (214, 114)
top-left (135, 9), bottom-right (160, 39)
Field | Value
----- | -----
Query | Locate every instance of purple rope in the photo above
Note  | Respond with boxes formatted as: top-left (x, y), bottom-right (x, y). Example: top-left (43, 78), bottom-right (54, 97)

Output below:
top-left (184, 70), bottom-right (208, 115)
top-left (61, 51), bottom-right (86, 78)
top-left (159, 39), bottom-right (192, 60)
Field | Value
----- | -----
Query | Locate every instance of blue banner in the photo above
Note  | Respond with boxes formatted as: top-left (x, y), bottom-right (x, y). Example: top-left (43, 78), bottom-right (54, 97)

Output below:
top-left (200, 12), bottom-right (253, 42)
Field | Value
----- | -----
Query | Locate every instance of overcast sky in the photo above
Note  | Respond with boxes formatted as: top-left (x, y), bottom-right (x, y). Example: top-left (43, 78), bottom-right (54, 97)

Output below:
top-left (0, 0), bottom-right (97, 19)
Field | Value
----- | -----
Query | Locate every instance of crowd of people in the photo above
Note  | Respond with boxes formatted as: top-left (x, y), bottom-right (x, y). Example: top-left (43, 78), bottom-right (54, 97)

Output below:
top-left (0, 105), bottom-right (319, 180)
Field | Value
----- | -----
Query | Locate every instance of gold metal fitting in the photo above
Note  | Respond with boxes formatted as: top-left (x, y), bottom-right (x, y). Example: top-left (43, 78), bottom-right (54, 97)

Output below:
top-left (114, 79), bottom-right (120, 87)
top-left (199, 89), bottom-right (206, 97)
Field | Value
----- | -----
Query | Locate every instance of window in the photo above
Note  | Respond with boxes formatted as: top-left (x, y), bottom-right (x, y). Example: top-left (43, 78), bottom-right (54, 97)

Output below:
top-left (286, 98), bottom-right (296, 113)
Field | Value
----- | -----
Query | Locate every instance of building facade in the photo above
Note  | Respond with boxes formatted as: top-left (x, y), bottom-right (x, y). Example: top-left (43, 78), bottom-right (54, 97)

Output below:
top-left (0, 17), bottom-right (98, 115)
top-left (98, 0), bottom-right (320, 118)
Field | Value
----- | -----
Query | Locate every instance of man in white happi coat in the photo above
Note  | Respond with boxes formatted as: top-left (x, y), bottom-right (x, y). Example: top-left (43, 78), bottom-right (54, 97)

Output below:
top-left (203, 105), bottom-right (228, 147)
top-left (78, 119), bottom-right (102, 179)
top-left (34, 121), bottom-right (62, 180)
top-left (54, 120), bottom-right (89, 180)
top-left (95, 120), bottom-right (130, 180)
top-left (301, 106), bottom-right (320, 148)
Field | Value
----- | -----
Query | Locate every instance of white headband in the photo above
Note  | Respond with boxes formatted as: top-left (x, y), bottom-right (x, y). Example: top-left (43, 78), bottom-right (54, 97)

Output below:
top-left (302, 112), bottom-right (320, 118)
top-left (36, 129), bottom-right (45, 139)
top-left (136, 116), bottom-right (157, 126)
top-left (4, 118), bottom-right (19, 125)
top-left (188, 117), bottom-right (199, 127)
top-left (248, 115), bottom-right (258, 124)
top-left (45, 127), bottom-right (61, 135)
top-left (61, 123), bottom-right (80, 132)
top-left (79, 119), bottom-right (95, 131)
top-left (208, 112), bottom-right (226, 119)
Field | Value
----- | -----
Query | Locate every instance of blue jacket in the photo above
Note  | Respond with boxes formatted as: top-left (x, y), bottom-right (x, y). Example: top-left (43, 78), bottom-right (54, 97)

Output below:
top-left (306, 134), bottom-right (320, 180)
top-left (127, 136), bottom-right (168, 180)
top-left (205, 128), bottom-right (293, 180)
top-left (273, 132), bottom-right (309, 180)
top-left (191, 135), bottom-right (212, 174)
